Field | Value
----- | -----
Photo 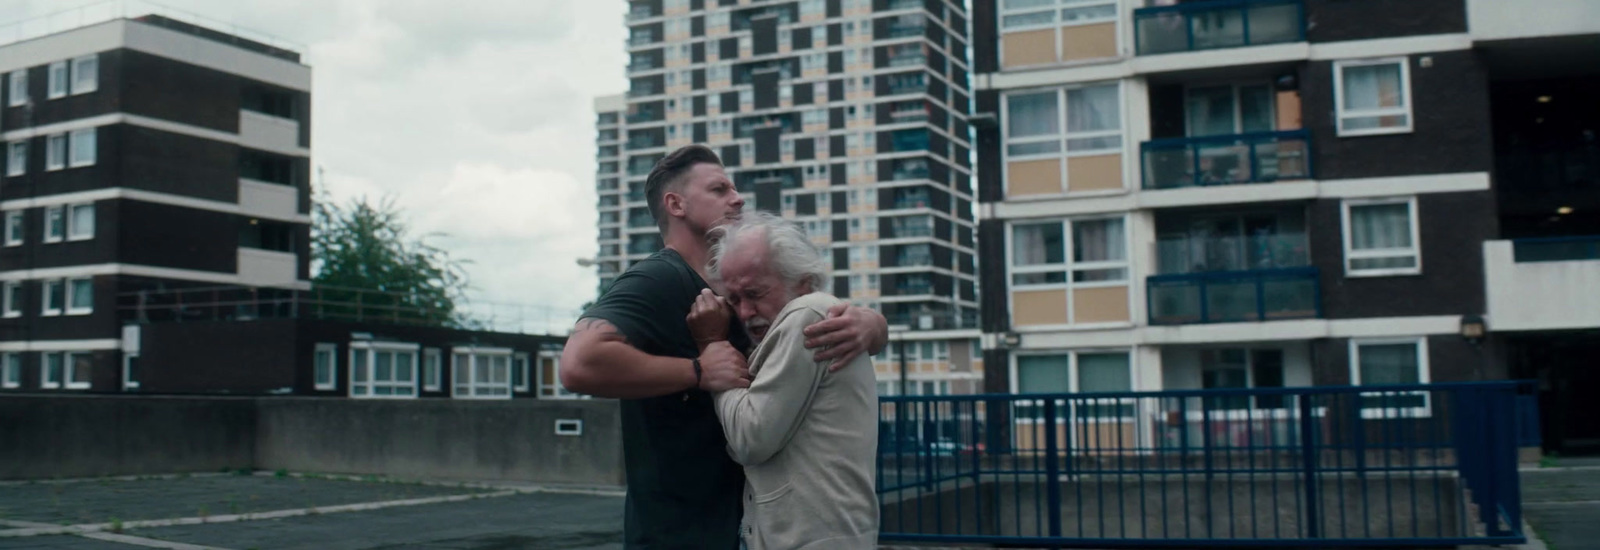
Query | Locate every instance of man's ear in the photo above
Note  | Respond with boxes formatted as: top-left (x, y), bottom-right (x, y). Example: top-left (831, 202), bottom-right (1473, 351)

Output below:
top-left (663, 191), bottom-right (685, 218)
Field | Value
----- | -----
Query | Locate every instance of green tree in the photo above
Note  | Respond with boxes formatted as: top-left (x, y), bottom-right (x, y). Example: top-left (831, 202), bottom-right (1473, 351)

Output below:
top-left (311, 195), bottom-right (474, 328)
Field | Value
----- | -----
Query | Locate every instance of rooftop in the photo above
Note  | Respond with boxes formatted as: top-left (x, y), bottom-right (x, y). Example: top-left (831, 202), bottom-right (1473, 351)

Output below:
top-left (0, 0), bottom-right (306, 63)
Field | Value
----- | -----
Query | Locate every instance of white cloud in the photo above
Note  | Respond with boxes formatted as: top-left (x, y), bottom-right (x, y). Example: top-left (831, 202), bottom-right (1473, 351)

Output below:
top-left (1, 0), bottom-right (629, 331)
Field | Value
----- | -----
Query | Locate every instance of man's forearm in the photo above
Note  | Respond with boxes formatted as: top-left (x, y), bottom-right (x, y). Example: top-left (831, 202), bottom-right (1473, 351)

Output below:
top-left (560, 320), bottom-right (695, 399)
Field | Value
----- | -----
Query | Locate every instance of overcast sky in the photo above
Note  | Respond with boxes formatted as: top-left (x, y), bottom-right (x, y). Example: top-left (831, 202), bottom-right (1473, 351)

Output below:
top-left (2, 0), bottom-right (627, 333)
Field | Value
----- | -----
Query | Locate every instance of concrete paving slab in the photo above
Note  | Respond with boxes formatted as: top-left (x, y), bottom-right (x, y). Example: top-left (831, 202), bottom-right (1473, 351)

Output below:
top-left (1520, 467), bottom-right (1600, 550)
top-left (0, 475), bottom-right (491, 526)
top-left (128, 492), bottom-right (624, 550)
top-left (0, 535), bottom-right (148, 549)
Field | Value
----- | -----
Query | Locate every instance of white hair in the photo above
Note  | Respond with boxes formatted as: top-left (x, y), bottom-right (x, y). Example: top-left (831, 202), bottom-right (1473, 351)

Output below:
top-left (708, 211), bottom-right (830, 294)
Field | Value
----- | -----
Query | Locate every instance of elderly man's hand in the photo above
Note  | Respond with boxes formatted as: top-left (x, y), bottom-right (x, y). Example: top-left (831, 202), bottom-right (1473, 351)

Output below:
top-left (686, 289), bottom-right (732, 352)
top-left (802, 304), bottom-right (888, 372)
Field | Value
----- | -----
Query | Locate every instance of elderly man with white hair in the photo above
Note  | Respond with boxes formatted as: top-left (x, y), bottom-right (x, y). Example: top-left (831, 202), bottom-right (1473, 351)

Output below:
top-left (686, 211), bottom-right (879, 550)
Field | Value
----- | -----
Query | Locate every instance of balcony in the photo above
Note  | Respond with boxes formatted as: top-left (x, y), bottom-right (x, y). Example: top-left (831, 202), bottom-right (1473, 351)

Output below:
top-left (1141, 130), bottom-right (1311, 190)
top-left (628, 33), bottom-right (659, 47)
top-left (1484, 237), bottom-right (1600, 331)
top-left (1148, 267), bottom-right (1320, 325)
top-left (627, 6), bottom-right (658, 21)
top-left (627, 138), bottom-right (663, 151)
top-left (886, 23), bottom-right (924, 39)
top-left (1134, 0), bottom-right (1305, 56)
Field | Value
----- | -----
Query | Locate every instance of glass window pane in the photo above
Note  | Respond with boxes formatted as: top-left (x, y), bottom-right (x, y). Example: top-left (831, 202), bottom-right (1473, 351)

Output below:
top-left (352, 350), bottom-right (369, 382)
top-left (1007, 92), bottom-right (1060, 139)
top-left (47, 281), bottom-right (64, 310)
top-left (1017, 355), bottom-right (1071, 393)
top-left (396, 353), bottom-right (413, 382)
top-left (70, 279), bottom-right (93, 309)
top-left (1342, 63), bottom-right (1404, 110)
top-left (1066, 85), bottom-right (1121, 133)
top-left (1359, 343), bottom-right (1420, 385)
top-left (1013, 223), bottom-right (1065, 266)
top-left (71, 204), bottom-right (93, 237)
top-left (1239, 85), bottom-right (1274, 134)
top-left (1002, 11), bottom-right (1054, 28)
top-left (47, 353), bottom-right (64, 383)
top-left (1350, 203), bottom-right (1412, 250)
top-left (1077, 353), bottom-right (1131, 392)
top-left (375, 351), bottom-right (392, 382)
top-left (1073, 218), bottom-right (1126, 263)
top-left (1185, 86), bottom-right (1236, 137)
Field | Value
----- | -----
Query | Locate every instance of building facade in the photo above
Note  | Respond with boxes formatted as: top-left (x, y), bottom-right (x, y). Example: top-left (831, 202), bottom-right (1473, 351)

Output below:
top-left (971, 0), bottom-right (1600, 453)
top-left (599, 0), bottom-right (984, 394)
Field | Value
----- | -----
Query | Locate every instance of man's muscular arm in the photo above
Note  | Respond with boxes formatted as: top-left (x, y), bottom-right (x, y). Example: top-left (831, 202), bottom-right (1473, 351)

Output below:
top-left (560, 317), bottom-right (750, 399)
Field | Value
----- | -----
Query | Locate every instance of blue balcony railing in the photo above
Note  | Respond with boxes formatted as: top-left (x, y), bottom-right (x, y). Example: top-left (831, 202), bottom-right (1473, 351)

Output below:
top-left (1511, 235), bottom-right (1600, 262)
top-left (1148, 266), bottom-right (1320, 325)
top-left (1142, 130), bottom-right (1311, 190)
top-left (1134, 0), bottom-right (1306, 56)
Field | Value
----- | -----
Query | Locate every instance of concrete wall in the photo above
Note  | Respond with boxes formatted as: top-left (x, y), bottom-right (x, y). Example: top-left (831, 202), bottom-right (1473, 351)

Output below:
top-left (0, 395), bottom-right (625, 487)
top-left (255, 398), bottom-right (624, 486)
top-left (1467, 0), bottom-right (1600, 42)
top-left (0, 395), bottom-right (257, 479)
top-left (1483, 240), bottom-right (1600, 332)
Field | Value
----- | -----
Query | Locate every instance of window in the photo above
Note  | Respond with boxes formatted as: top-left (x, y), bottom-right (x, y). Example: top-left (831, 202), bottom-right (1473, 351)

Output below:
top-left (349, 342), bottom-right (419, 398)
top-left (453, 347), bottom-right (512, 399)
top-left (423, 348), bottom-right (442, 391)
top-left (66, 277), bottom-right (92, 315)
top-left (513, 352), bottom-right (531, 392)
top-left (1014, 350), bottom-right (1133, 420)
top-left (40, 351), bottom-right (91, 390)
top-left (6, 141), bottom-right (24, 176)
top-left (2, 281), bottom-right (20, 318)
top-left (4, 211), bottom-right (21, 246)
top-left (1199, 348), bottom-right (1286, 410)
top-left (1350, 338), bottom-right (1429, 418)
top-left (42, 279), bottom-right (63, 316)
top-left (1011, 216), bottom-right (1127, 287)
top-left (67, 203), bottom-right (94, 241)
top-left (537, 351), bottom-right (584, 399)
top-left (44, 206), bottom-right (64, 243)
top-left (1004, 83), bottom-right (1122, 166)
top-left (1334, 58), bottom-right (1412, 136)
top-left (1185, 83), bottom-right (1274, 137)
top-left (313, 343), bottom-right (337, 390)
top-left (47, 61), bottom-right (67, 99)
top-left (70, 55), bottom-right (98, 95)
top-left (45, 134), bottom-right (65, 170)
top-left (1343, 198), bottom-right (1420, 276)
top-left (2, 353), bottom-right (19, 389)
top-left (971, 338), bottom-right (983, 360)
top-left (6, 70), bottom-right (25, 107)
top-left (68, 128), bottom-right (96, 167)
top-left (1000, 0), bottom-right (1117, 30)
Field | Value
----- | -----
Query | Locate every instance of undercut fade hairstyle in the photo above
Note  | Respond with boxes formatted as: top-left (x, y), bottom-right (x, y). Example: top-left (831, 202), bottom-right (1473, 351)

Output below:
top-left (645, 144), bottom-right (724, 233)
top-left (708, 211), bottom-right (831, 295)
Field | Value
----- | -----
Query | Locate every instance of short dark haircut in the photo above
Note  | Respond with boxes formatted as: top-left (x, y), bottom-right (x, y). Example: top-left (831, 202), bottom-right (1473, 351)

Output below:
top-left (645, 144), bottom-right (724, 233)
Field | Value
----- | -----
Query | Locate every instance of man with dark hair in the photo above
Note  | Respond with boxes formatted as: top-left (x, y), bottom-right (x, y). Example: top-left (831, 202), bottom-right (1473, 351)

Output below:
top-left (561, 144), bottom-right (888, 549)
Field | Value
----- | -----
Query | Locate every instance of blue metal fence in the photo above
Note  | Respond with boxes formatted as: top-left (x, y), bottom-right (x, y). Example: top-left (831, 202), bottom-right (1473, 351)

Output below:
top-left (1141, 130), bottom-right (1313, 190)
top-left (1146, 266), bottom-right (1321, 325)
top-left (877, 382), bottom-right (1526, 547)
top-left (1133, 0), bottom-right (1306, 56)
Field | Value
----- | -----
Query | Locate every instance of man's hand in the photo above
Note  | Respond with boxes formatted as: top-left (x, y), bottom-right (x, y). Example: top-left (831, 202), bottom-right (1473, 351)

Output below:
top-left (698, 340), bottom-right (752, 392)
top-left (686, 289), bottom-right (732, 352)
top-left (802, 304), bottom-right (888, 371)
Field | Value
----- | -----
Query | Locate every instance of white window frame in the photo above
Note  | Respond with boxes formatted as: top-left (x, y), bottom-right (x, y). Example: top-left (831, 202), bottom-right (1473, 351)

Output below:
top-left (40, 351), bottom-right (91, 390)
top-left (1000, 82), bottom-right (1125, 196)
top-left (65, 276), bottom-right (93, 315)
top-left (4, 210), bottom-right (21, 246)
top-left (1009, 349), bottom-right (1136, 424)
top-left (42, 279), bottom-right (63, 316)
top-left (2, 353), bottom-right (20, 389)
top-left (313, 343), bottom-right (338, 390)
top-left (1333, 57), bottom-right (1413, 137)
top-left (122, 352), bottom-right (139, 390)
top-left (513, 352), bottom-right (531, 392)
top-left (452, 346), bottom-right (513, 400)
top-left (6, 141), bottom-right (24, 177)
top-left (46, 61), bottom-right (67, 99)
top-left (1007, 215), bottom-right (1130, 287)
top-left (348, 341), bottom-right (420, 399)
top-left (2, 281), bottom-right (19, 318)
top-left (1341, 197), bottom-right (1421, 277)
top-left (68, 128), bottom-right (96, 168)
top-left (1349, 337), bottom-right (1431, 419)
top-left (43, 205), bottom-right (64, 243)
top-left (70, 55), bottom-right (98, 95)
top-left (6, 69), bottom-right (26, 107)
top-left (45, 134), bottom-right (65, 171)
top-left (422, 348), bottom-right (442, 391)
top-left (67, 202), bottom-right (94, 241)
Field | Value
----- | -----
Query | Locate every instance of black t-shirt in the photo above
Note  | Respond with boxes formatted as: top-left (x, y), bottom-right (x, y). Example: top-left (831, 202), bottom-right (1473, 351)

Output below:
top-left (582, 248), bottom-right (749, 550)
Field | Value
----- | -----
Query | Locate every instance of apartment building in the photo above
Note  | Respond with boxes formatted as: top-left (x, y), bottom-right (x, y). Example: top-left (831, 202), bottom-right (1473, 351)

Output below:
top-left (971, 0), bottom-right (1600, 453)
top-left (599, 0), bottom-right (984, 395)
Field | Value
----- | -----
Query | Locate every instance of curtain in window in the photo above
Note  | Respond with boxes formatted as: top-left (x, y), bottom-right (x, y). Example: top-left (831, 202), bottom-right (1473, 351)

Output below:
top-left (1185, 85), bottom-right (1236, 137)
top-left (1342, 63), bottom-right (1404, 110)
top-left (1007, 91), bottom-right (1060, 157)
top-left (1077, 353), bottom-right (1131, 392)
top-left (69, 279), bottom-right (92, 310)
top-left (1350, 203), bottom-right (1412, 250)
top-left (1066, 84), bottom-right (1121, 133)
top-left (71, 205), bottom-right (93, 236)
top-left (1017, 354), bottom-right (1071, 393)
top-left (1073, 218), bottom-right (1125, 263)
top-left (1359, 343), bottom-right (1420, 385)
top-left (1013, 223), bottom-right (1064, 265)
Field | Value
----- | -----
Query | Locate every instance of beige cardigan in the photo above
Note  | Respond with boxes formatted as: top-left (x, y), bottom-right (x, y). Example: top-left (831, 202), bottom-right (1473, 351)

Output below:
top-left (714, 292), bottom-right (879, 550)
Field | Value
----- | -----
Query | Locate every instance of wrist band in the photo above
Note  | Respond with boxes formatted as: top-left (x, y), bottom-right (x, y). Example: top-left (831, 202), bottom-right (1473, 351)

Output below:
top-left (692, 357), bottom-right (703, 386)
